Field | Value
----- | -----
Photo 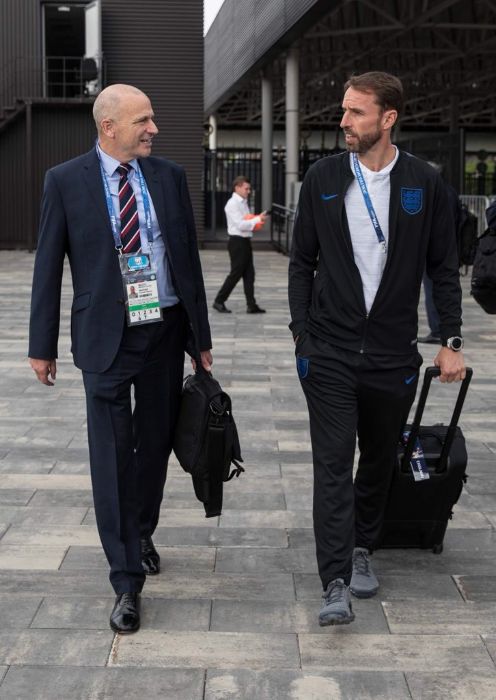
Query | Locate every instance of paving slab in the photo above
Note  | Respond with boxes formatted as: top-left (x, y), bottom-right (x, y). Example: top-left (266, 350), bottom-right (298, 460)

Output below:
top-left (1, 525), bottom-right (100, 547)
top-left (294, 573), bottom-right (462, 601)
top-left (215, 547), bottom-right (316, 573)
top-left (26, 489), bottom-right (94, 508)
top-left (455, 575), bottom-right (496, 602)
top-left (383, 599), bottom-right (496, 634)
top-left (0, 570), bottom-right (110, 596)
top-left (210, 598), bottom-right (388, 634)
top-left (0, 629), bottom-right (113, 666)
top-left (60, 545), bottom-right (216, 571)
top-left (405, 672), bottom-right (496, 700)
top-left (142, 572), bottom-right (296, 600)
top-left (0, 490), bottom-right (35, 506)
top-left (0, 544), bottom-right (67, 570)
top-left (6, 506), bottom-right (88, 527)
top-left (110, 630), bottom-right (299, 670)
top-left (369, 548), bottom-right (496, 576)
top-left (152, 525), bottom-right (288, 547)
top-left (0, 595), bottom-right (42, 628)
top-left (0, 667), bottom-right (205, 700)
top-left (218, 509), bottom-right (313, 528)
top-left (31, 596), bottom-right (211, 631)
top-left (299, 633), bottom-right (494, 672)
top-left (0, 474), bottom-right (91, 491)
top-left (205, 669), bottom-right (411, 700)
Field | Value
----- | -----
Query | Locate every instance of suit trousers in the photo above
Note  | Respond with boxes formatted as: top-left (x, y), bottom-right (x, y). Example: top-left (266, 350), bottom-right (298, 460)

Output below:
top-left (295, 332), bottom-right (419, 589)
top-left (82, 304), bottom-right (186, 594)
top-left (215, 235), bottom-right (256, 307)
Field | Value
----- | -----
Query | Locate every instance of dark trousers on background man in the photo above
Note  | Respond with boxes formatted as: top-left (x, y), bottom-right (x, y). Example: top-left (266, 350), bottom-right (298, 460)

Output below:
top-left (215, 235), bottom-right (256, 308)
top-left (296, 332), bottom-right (419, 589)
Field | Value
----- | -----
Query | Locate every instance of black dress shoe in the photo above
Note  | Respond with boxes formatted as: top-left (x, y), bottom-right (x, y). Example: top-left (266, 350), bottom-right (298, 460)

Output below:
top-left (141, 535), bottom-right (160, 575)
top-left (418, 332), bottom-right (441, 344)
top-left (247, 304), bottom-right (266, 314)
top-left (213, 301), bottom-right (232, 313)
top-left (110, 592), bottom-right (140, 634)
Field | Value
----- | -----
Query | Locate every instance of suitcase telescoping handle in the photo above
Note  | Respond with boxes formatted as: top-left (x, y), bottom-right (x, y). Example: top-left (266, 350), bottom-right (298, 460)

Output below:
top-left (402, 366), bottom-right (473, 473)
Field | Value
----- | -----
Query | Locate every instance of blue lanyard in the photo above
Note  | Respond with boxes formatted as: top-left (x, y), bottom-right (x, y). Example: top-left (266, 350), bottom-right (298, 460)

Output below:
top-left (98, 158), bottom-right (154, 251)
top-left (352, 153), bottom-right (387, 253)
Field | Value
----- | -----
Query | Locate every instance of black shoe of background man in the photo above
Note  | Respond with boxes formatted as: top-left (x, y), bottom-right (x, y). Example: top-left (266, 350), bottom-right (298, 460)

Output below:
top-left (247, 304), bottom-right (266, 314)
top-left (418, 332), bottom-right (441, 344)
top-left (140, 535), bottom-right (160, 575)
top-left (213, 301), bottom-right (232, 313)
top-left (110, 592), bottom-right (140, 634)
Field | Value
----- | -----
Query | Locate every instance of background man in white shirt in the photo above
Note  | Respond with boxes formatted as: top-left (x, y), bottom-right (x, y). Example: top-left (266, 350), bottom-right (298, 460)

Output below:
top-left (213, 175), bottom-right (267, 313)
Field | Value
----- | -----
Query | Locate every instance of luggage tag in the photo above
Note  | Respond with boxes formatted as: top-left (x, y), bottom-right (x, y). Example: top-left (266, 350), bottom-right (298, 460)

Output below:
top-left (402, 431), bottom-right (430, 482)
top-left (119, 253), bottom-right (162, 326)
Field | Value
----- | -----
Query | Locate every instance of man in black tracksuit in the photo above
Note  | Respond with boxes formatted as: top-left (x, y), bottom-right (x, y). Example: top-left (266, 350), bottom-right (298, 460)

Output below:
top-left (288, 72), bottom-right (466, 626)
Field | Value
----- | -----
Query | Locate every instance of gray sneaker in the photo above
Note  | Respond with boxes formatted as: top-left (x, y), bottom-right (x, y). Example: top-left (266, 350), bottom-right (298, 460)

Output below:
top-left (319, 578), bottom-right (355, 626)
top-left (350, 547), bottom-right (379, 598)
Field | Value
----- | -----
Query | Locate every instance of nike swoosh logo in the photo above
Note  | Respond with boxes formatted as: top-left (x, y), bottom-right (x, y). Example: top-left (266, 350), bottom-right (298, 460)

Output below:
top-left (321, 193), bottom-right (339, 201)
top-left (405, 374), bottom-right (417, 385)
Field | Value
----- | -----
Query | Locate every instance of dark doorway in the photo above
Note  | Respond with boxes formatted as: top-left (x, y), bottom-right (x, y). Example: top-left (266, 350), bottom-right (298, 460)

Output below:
top-left (44, 4), bottom-right (85, 97)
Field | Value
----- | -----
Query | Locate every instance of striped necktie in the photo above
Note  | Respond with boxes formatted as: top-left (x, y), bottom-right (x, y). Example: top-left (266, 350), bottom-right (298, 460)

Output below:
top-left (117, 163), bottom-right (141, 253)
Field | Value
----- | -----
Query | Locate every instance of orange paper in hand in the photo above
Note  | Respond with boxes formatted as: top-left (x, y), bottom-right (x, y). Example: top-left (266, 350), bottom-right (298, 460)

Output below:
top-left (244, 213), bottom-right (264, 231)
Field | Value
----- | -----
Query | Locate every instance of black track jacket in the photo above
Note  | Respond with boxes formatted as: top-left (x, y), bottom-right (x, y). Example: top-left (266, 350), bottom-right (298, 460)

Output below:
top-left (288, 150), bottom-right (462, 360)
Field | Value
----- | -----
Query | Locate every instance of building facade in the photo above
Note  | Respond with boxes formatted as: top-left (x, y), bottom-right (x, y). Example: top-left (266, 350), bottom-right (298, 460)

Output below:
top-left (0, 0), bottom-right (204, 248)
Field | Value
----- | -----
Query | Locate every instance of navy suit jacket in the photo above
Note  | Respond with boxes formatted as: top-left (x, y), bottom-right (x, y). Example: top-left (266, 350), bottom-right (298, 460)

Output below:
top-left (29, 148), bottom-right (212, 372)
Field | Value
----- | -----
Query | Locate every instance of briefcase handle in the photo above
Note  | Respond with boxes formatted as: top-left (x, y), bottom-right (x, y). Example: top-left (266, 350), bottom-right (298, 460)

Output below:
top-left (402, 366), bottom-right (473, 473)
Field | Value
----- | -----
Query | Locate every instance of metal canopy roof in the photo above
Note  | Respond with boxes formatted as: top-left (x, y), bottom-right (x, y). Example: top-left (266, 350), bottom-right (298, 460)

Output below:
top-left (205, 0), bottom-right (496, 130)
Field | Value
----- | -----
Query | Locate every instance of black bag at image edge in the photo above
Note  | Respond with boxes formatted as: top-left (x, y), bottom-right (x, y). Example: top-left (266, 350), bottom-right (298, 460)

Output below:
top-left (471, 227), bottom-right (496, 314)
top-left (173, 369), bottom-right (244, 517)
top-left (377, 366), bottom-right (473, 553)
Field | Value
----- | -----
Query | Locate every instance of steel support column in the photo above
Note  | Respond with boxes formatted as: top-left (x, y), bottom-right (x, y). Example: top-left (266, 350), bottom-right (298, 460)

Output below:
top-left (209, 114), bottom-right (217, 235)
top-left (285, 46), bottom-right (299, 208)
top-left (261, 73), bottom-right (273, 212)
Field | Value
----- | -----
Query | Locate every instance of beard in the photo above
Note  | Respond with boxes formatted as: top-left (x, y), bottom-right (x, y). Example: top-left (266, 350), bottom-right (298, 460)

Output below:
top-left (343, 124), bottom-right (382, 154)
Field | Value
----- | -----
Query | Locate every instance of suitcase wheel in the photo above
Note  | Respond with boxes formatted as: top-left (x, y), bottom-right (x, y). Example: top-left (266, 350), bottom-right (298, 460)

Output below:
top-left (432, 543), bottom-right (443, 554)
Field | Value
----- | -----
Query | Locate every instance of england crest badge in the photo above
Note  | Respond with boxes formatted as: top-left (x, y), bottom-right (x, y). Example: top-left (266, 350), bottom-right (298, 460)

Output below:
top-left (401, 187), bottom-right (423, 215)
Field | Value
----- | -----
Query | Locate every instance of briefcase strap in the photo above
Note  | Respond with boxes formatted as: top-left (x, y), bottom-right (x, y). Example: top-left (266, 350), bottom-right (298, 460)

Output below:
top-left (402, 366), bottom-right (473, 472)
top-left (205, 424), bottom-right (225, 517)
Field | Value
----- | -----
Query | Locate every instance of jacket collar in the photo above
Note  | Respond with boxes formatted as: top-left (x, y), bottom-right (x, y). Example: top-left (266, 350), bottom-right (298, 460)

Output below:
top-left (340, 147), bottom-right (404, 177)
top-left (81, 149), bottom-right (172, 244)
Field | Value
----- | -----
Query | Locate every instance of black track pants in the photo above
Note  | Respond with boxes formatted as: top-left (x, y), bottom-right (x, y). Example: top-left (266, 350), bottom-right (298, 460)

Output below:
top-left (295, 331), bottom-right (420, 589)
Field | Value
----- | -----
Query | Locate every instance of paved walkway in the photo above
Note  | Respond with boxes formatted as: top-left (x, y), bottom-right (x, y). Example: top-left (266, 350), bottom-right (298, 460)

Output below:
top-left (0, 249), bottom-right (496, 699)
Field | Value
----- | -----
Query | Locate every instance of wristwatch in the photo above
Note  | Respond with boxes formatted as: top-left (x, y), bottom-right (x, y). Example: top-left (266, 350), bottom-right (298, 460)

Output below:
top-left (446, 336), bottom-right (464, 352)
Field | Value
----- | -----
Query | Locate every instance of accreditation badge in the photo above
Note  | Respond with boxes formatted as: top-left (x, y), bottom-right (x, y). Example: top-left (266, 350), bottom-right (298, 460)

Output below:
top-left (119, 253), bottom-right (162, 326)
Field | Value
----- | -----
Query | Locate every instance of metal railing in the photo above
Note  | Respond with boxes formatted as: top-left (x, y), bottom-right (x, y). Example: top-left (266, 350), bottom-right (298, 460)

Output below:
top-left (270, 204), bottom-right (296, 255)
top-left (271, 196), bottom-right (490, 256)
top-left (463, 172), bottom-right (496, 197)
top-left (0, 55), bottom-right (103, 112)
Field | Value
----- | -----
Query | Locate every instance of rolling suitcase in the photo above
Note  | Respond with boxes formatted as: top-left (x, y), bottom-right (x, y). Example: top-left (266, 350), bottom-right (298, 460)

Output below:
top-left (377, 366), bottom-right (473, 553)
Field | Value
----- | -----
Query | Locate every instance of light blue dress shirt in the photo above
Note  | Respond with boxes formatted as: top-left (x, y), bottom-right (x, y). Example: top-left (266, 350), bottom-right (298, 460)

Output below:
top-left (97, 144), bottom-right (179, 307)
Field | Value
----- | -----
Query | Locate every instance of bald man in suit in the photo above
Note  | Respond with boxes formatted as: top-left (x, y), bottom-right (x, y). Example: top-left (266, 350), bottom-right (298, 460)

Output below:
top-left (29, 84), bottom-right (212, 633)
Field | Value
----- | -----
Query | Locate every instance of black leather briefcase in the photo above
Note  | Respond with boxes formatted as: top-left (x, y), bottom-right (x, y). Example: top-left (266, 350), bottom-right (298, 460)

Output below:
top-left (173, 369), bottom-right (244, 517)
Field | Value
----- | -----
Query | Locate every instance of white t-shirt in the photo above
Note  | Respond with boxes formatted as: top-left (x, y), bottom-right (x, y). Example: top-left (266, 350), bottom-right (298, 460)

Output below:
top-left (224, 192), bottom-right (262, 239)
top-left (345, 148), bottom-right (399, 312)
